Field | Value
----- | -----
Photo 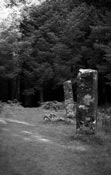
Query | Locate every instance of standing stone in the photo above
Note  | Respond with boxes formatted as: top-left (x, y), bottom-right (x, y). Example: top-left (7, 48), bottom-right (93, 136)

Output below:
top-left (63, 80), bottom-right (76, 118)
top-left (76, 69), bottom-right (98, 134)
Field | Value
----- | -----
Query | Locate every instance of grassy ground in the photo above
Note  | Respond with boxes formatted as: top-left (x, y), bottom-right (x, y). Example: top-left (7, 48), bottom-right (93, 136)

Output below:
top-left (0, 104), bottom-right (111, 175)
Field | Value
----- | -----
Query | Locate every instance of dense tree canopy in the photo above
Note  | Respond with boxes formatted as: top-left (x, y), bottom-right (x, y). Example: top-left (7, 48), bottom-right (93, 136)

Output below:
top-left (0, 0), bottom-right (111, 106)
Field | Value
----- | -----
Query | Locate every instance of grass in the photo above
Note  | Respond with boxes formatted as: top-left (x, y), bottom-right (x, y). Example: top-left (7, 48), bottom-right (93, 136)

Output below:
top-left (0, 103), bottom-right (111, 175)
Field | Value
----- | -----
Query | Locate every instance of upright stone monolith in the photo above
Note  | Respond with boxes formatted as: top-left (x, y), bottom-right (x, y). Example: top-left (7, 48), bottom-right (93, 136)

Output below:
top-left (63, 80), bottom-right (76, 118)
top-left (76, 69), bottom-right (98, 134)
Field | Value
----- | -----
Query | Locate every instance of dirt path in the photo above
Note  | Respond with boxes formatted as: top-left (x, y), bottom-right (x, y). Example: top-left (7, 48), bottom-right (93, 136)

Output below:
top-left (0, 108), bottom-right (111, 175)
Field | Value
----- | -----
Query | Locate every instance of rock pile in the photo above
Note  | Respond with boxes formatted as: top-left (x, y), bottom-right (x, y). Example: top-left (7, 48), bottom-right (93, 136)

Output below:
top-left (43, 113), bottom-right (74, 124)
top-left (41, 101), bottom-right (64, 111)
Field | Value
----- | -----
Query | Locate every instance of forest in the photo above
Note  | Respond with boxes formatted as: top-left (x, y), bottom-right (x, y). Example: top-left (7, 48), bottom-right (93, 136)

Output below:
top-left (0, 0), bottom-right (111, 106)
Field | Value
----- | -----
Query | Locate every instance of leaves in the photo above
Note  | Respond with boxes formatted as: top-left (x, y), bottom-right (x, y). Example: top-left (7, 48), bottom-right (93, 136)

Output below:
top-left (0, 0), bottom-right (111, 104)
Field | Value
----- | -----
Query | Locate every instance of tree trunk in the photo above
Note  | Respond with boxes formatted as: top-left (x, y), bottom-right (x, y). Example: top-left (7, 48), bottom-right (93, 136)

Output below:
top-left (8, 79), bottom-right (12, 100)
top-left (11, 78), bottom-right (17, 100)
top-left (14, 75), bottom-right (20, 101)
top-left (40, 88), bottom-right (44, 103)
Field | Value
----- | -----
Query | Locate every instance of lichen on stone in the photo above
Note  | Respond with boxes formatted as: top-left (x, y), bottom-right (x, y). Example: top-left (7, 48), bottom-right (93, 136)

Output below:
top-left (83, 94), bottom-right (94, 106)
top-left (79, 105), bottom-right (88, 110)
top-left (63, 80), bottom-right (76, 118)
top-left (76, 69), bottom-right (98, 134)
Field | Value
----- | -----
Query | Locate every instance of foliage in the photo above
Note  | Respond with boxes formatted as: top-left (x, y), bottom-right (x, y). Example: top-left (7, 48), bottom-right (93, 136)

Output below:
top-left (0, 0), bottom-right (111, 105)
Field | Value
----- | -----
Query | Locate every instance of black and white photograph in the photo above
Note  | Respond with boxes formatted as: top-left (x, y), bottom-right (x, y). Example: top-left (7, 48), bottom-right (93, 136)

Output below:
top-left (0, 0), bottom-right (111, 175)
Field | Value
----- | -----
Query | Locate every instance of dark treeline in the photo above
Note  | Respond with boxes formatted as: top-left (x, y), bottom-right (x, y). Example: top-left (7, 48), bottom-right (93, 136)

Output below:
top-left (0, 0), bottom-right (111, 106)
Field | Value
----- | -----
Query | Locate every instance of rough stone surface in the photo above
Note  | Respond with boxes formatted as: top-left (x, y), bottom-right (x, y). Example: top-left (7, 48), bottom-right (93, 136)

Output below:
top-left (41, 101), bottom-right (64, 111)
top-left (76, 69), bottom-right (98, 134)
top-left (43, 113), bottom-right (74, 124)
top-left (63, 80), bottom-right (76, 118)
top-left (43, 113), bottom-right (59, 121)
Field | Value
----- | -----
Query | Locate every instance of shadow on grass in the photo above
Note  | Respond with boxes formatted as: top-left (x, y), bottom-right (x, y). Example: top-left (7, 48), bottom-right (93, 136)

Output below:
top-left (69, 134), bottom-right (104, 145)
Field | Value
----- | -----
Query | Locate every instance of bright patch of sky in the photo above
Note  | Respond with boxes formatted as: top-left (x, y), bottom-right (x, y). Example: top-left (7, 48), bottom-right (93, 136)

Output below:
top-left (0, 0), bottom-right (45, 24)
top-left (0, 0), bottom-right (10, 22)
